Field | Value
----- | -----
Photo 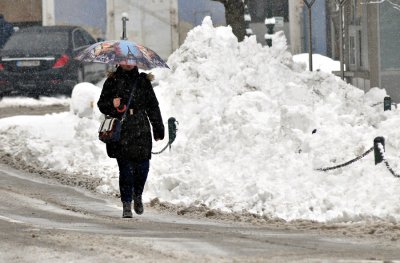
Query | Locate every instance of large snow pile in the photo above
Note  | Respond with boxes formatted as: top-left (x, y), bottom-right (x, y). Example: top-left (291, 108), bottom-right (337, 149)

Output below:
top-left (1, 17), bottom-right (400, 223)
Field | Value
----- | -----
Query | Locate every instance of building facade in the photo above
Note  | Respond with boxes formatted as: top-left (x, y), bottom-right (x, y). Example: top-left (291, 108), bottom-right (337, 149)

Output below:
top-left (107, 0), bottom-right (225, 59)
top-left (0, 0), bottom-right (42, 27)
top-left (178, 0), bottom-right (225, 45)
top-left (247, 0), bottom-right (290, 46)
top-left (337, 0), bottom-right (400, 101)
top-left (1, 0), bottom-right (225, 59)
top-left (302, 0), bottom-right (328, 55)
top-left (106, 0), bottom-right (179, 60)
top-left (288, 0), bottom-right (329, 56)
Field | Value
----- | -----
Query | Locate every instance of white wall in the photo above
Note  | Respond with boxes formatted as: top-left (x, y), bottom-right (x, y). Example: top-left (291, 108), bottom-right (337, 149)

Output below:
top-left (42, 0), bottom-right (55, 26)
top-left (288, 0), bottom-right (303, 55)
top-left (107, 0), bottom-right (178, 60)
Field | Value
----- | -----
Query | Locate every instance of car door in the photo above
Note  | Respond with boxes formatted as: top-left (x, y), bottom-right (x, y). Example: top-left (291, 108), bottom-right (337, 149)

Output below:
top-left (72, 29), bottom-right (93, 82)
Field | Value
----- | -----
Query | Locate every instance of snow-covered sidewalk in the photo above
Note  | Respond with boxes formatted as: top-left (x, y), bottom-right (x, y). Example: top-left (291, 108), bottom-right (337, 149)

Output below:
top-left (1, 17), bottom-right (400, 223)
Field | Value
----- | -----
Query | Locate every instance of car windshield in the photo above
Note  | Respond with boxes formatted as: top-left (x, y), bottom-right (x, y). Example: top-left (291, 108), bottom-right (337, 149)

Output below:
top-left (3, 31), bottom-right (69, 54)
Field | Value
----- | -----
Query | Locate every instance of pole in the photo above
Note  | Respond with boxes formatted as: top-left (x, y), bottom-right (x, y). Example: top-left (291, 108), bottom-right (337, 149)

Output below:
top-left (374, 137), bottom-right (385, 165)
top-left (265, 20), bottom-right (275, 47)
top-left (384, 96), bottom-right (392, 111)
top-left (265, 0), bottom-right (273, 47)
top-left (336, 0), bottom-right (350, 80)
top-left (308, 7), bottom-right (313, 71)
top-left (339, 5), bottom-right (344, 80)
top-left (303, 0), bottom-right (316, 71)
top-left (121, 12), bottom-right (129, 40)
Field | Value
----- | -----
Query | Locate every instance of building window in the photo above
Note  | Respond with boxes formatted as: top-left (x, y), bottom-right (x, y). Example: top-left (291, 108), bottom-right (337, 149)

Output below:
top-left (349, 36), bottom-right (356, 65)
top-left (380, 1), bottom-right (400, 70)
top-left (351, 0), bottom-right (356, 24)
top-left (358, 30), bottom-right (363, 67)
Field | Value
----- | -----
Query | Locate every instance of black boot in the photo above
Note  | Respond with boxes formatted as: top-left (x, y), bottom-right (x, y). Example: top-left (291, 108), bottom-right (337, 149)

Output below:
top-left (133, 193), bottom-right (143, 215)
top-left (122, 202), bottom-right (133, 218)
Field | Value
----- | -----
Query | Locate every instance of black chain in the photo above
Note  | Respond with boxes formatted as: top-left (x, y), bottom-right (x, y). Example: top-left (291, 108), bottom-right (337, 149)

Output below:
top-left (371, 102), bottom-right (397, 109)
top-left (383, 160), bottom-right (400, 178)
top-left (376, 142), bottom-right (400, 178)
top-left (371, 102), bottom-right (383, 107)
top-left (151, 117), bottom-right (178, 155)
top-left (316, 147), bottom-right (374, 172)
top-left (316, 140), bottom-right (400, 178)
top-left (151, 143), bottom-right (170, 155)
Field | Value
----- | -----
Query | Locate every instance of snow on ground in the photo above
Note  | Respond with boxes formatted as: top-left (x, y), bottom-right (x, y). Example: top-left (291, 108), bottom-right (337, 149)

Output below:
top-left (292, 53), bottom-right (340, 73)
top-left (1, 17), bottom-right (400, 223)
top-left (0, 96), bottom-right (70, 108)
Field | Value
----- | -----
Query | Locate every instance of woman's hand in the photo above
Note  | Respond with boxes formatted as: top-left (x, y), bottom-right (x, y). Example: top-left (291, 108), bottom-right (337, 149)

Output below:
top-left (113, 98), bottom-right (121, 108)
top-left (113, 97), bottom-right (127, 112)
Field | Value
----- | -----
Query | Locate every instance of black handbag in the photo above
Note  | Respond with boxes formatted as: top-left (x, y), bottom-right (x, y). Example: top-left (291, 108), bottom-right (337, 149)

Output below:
top-left (98, 116), bottom-right (122, 143)
top-left (98, 79), bottom-right (137, 143)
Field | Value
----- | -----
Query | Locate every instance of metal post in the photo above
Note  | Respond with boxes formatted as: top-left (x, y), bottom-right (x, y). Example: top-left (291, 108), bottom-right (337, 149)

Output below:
top-left (121, 12), bottom-right (129, 40)
top-left (265, 1), bottom-right (274, 47)
top-left (303, 0), bottom-right (316, 72)
top-left (336, 0), bottom-right (350, 80)
top-left (168, 117), bottom-right (178, 146)
top-left (339, 5), bottom-right (344, 80)
top-left (384, 96), bottom-right (392, 111)
top-left (265, 22), bottom-right (275, 47)
top-left (374, 137), bottom-right (385, 165)
top-left (308, 7), bottom-right (313, 71)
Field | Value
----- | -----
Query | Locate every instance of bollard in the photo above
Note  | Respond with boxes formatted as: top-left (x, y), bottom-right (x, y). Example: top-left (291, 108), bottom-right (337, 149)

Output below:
top-left (244, 5), bottom-right (253, 37)
top-left (168, 117), bottom-right (178, 147)
top-left (265, 17), bottom-right (275, 47)
top-left (384, 96), bottom-right (391, 111)
top-left (374, 136), bottom-right (385, 165)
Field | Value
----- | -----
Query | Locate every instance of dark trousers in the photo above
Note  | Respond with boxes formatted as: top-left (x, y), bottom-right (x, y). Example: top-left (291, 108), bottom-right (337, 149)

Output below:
top-left (116, 158), bottom-right (150, 203)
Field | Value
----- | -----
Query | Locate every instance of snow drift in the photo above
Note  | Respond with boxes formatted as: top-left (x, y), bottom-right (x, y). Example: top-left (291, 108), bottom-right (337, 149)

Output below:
top-left (1, 17), bottom-right (400, 223)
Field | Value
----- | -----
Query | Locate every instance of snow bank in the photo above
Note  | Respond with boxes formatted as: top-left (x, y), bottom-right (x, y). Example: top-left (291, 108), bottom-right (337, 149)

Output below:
top-left (1, 17), bottom-right (399, 223)
top-left (70, 82), bottom-right (102, 119)
top-left (292, 53), bottom-right (341, 73)
top-left (149, 17), bottom-right (400, 222)
top-left (0, 96), bottom-right (69, 107)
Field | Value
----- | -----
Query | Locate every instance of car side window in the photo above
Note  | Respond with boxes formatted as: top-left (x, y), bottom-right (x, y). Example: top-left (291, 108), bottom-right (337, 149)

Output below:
top-left (73, 30), bottom-right (88, 49)
top-left (81, 30), bottom-right (96, 45)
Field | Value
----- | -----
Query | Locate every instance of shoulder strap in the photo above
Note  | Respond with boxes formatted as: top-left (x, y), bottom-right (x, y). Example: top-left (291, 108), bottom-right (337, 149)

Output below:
top-left (121, 79), bottom-right (138, 122)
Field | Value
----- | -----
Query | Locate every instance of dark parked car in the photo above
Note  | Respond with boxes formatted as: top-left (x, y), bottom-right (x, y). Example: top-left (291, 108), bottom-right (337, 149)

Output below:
top-left (0, 26), bottom-right (106, 98)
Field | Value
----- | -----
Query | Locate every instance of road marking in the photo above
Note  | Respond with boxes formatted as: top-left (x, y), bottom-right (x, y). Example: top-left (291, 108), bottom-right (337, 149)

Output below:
top-left (0, 215), bottom-right (24, 224)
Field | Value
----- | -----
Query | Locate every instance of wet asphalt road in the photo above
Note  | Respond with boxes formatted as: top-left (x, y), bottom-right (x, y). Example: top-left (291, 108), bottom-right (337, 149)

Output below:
top-left (0, 105), bottom-right (69, 119)
top-left (1, 162), bottom-right (400, 262)
top-left (1, 104), bottom-right (400, 262)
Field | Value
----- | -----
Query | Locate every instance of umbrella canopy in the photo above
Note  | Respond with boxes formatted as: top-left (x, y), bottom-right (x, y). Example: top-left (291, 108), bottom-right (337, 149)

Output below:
top-left (75, 40), bottom-right (169, 70)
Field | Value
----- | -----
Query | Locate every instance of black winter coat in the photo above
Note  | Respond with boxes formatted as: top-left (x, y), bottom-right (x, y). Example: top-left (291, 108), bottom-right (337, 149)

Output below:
top-left (97, 66), bottom-right (164, 161)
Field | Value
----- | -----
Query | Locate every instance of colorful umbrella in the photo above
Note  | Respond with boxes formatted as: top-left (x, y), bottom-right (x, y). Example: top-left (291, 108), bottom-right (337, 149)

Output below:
top-left (75, 40), bottom-right (169, 70)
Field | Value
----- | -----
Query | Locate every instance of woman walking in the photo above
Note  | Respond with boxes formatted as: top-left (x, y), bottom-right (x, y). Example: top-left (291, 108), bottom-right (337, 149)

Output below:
top-left (98, 64), bottom-right (164, 218)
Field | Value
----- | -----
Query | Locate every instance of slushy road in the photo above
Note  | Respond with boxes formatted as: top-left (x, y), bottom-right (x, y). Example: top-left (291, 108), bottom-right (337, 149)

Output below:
top-left (1, 103), bottom-right (400, 262)
top-left (0, 164), bottom-right (399, 262)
